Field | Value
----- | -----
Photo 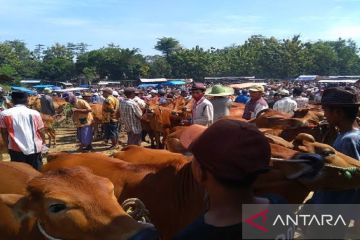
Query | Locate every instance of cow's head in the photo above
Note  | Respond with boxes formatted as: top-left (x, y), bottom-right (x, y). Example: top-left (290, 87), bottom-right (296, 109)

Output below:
top-left (0, 167), bottom-right (153, 240)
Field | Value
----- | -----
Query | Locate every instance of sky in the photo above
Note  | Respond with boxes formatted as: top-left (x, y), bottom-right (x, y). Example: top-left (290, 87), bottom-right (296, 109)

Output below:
top-left (0, 0), bottom-right (360, 55)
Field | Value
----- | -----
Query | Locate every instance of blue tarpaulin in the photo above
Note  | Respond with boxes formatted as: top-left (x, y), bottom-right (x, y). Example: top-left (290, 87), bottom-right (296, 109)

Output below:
top-left (11, 86), bottom-right (37, 95)
top-left (161, 80), bottom-right (186, 86)
top-left (33, 84), bottom-right (55, 89)
top-left (138, 83), bottom-right (159, 88)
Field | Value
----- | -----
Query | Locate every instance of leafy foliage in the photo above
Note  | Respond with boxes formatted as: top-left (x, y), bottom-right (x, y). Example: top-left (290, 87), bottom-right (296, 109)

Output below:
top-left (0, 36), bottom-right (359, 83)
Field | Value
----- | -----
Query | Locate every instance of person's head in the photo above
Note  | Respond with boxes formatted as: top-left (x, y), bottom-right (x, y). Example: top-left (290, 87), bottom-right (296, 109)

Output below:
top-left (150, 89), bottom-right (158, 97)
top-left (124, 87), bottom-right (136, 99)
top-left (248, 85), bottom-right (264, 101)
top-left (112, 91), bottom-right (119, 98)
top-left (82, 92), bottom-right (92, 102)
top-left (102, 88), bottom-right (113, 98)
top-left (180, 90), bottom-right (188, 97)
top-left (321, 87), bottom-right (360, 125)
top-left (293, 87), bottom-right (303, 97)
top-left (181, 120), bottom-right (270, 191)
top-left (63, 92), bottom-right (77, 105)
top-left (241, 89), bottom-right (248, 96)
top-left (11, 91), bottom-right (28, 105)
top-left (278, 89), bottom-right (290, 98)
top-left (43, 88), bottom-right (52, 95)
top-left (273, 93), bottom-right (280, 101)
top-left (191, 83), bottom-right (206, 101)
top-left (158, 89), bottom-right (166, 97)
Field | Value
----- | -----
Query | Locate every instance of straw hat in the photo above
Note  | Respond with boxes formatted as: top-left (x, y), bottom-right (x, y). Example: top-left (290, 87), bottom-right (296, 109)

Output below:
top-left (205, 84), bottom-right (234, 96)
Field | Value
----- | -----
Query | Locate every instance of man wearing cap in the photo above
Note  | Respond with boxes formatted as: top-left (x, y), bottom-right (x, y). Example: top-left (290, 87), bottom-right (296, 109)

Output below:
top-left (205, 84), bottom-right (233, 121)
top-left (273, 89), bottom-right (297, 114)
top-left (242, 85), bottom-right (268, 120)
top-left (174, 119), bottom-right (290, 240)
top-left (0, 91), bottom-right (46, 170)
top-left (133, 90), bottom-right (146, 110)
top-left (102, 87), bottom-right (120, 149)
top-left (305, 87), bottom-right (360, 236)
top-left (40, 88), bottom-right (55, 116)
top-left (119, 87), bottom-right (143, 145)
top-left (190, 83), bottom-right (214, 126)
top-left (64, 92), bottom-right (94, 151)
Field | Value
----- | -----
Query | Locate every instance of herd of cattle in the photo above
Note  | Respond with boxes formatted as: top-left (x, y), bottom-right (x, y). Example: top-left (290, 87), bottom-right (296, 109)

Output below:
top-left (0, 95), bottom-right (360, 239)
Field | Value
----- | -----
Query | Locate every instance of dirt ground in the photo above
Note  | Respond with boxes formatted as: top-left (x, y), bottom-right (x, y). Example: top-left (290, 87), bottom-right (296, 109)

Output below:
top-left (1, 126), bottom-right (150, 162)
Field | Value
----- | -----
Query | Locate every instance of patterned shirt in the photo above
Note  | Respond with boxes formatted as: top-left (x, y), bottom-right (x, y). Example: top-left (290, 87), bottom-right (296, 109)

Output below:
top-left (119, 98), bottom-right (143, 134)
top-left (73, 99), bottom-right (93, 127)
top-left (102, 95), bottom-right (119, 123)
top-left (0, 105), bottom-right (44, 155)
top-left (273, 97), bottom-right (298, 115)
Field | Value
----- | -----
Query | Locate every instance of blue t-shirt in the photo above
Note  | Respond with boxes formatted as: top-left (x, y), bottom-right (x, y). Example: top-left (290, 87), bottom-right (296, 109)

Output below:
top-left (311, 129), bottom-right (360, 204)
top-left (235, 95), bottom-right (249, 104)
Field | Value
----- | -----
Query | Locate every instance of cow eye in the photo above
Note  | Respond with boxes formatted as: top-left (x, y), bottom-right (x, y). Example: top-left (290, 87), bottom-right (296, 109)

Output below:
top-left (48, 203), bottom-right (67, 213)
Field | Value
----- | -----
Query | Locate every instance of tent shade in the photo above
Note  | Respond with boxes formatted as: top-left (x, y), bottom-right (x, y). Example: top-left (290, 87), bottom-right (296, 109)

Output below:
top-left (140, 78), bottom-right (167, 83)
top-left (33, 85), bottom-right (55, 89)
top-left (11, 86), bottom-right (36, 95)
top-left (295, 75), bottom-right (317, 81)
top-left (318, 79), bottom-right (359, 83)
top-left (53, 87), bottom-right (89, 92)
top-left (20, 80), bottom-right (41, 84)
top-left (161, 80), bottom-right (186, 86)
top-left (228, 82), bottom-right (267, 89)
top-left (138, 83), bottom-right (159, 88)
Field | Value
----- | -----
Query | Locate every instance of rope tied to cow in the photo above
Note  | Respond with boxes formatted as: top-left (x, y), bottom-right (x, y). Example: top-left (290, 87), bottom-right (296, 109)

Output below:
top-left (121, 198), bottom-right (151, 223)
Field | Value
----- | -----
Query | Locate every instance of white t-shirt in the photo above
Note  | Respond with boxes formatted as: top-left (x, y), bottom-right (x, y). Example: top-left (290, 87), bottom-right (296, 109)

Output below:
top-left (0, 105), bottom-right (44, 155)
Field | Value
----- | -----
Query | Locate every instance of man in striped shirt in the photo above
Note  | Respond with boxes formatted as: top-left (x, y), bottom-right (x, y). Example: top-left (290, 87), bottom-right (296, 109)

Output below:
top-left (0, 91), bottom-right (46, 170)
top-left (119, 87), bottom-right (143, 146)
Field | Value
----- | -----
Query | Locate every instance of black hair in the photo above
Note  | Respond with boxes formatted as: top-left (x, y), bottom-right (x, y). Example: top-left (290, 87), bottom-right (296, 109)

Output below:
top-left (293, 88), bottom-right (303, 96)
top-left (327, 105), bottom-right (359, 121)
top-left (11, 92), bottom-right (28, 105)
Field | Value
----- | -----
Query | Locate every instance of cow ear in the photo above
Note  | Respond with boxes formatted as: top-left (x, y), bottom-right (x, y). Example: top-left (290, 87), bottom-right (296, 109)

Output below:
top-left (0, 194), bottom-right (31, 221)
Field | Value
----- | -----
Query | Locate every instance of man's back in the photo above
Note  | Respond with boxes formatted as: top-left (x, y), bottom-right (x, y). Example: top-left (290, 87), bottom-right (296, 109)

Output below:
top-left (0, 105), bottom-right (44, 155)
top-left (273, 97), bottom-right (297, 114)
top-left (120, 99), bottom-right (142, 134)
top-left (40, 95), bottom-right (55, 115)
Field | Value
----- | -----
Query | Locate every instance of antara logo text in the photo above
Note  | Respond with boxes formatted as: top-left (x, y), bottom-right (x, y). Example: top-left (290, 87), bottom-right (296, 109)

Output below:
top-left (273, 214), bottom-right (347, 226)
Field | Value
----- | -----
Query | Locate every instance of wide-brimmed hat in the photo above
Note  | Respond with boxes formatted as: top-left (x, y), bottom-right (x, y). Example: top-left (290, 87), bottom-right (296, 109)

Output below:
top-left (321, 87), bottom-right (360, 106)
top-left (102, 87), bottom-right (113, 94)
top-left (82, 92), bottom-right (92, 97)
top-left (181, 119), bottom-right (271, 182)
top-left (191, 82), bottom-right (206, 91)
top-left (278, 89), bottom-right (290, 96)
top-left (248, 85), bottom-right (264, 92)
top-left (205, 84), bottom-right (234, 96)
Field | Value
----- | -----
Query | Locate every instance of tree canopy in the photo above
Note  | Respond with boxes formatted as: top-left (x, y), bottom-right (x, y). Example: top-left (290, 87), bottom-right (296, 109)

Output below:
top-left (0, 35), bottom-right (359, 83)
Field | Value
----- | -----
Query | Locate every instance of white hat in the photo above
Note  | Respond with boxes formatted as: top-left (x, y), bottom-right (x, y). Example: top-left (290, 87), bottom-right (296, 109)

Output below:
top-left (112, 91), bottom-right (119, 96)
top-left (279, 89), bottom-right (290, 96)
top-left (150, 89), bottom-right (158, 94)
top-left (44, 88), bottom-right (52, 94)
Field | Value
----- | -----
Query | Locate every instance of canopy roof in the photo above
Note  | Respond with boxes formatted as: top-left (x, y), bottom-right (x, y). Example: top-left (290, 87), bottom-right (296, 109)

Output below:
top-left (138, 83), bottom-right (159, 88)
top-left (161, 80), bottom-right (186, 86)
top-left (11, 86), bottom-right (37, 95)
top-left (318, 79), bottom-right (359, 83)
top-left (53, 87), bottom-right (89, 92)
top-left (228, 82), bottom-right (267, 89)
top-left (33, 84), bottom-right (55, 89)
top-left (140, 78), bottom-right (167, 83)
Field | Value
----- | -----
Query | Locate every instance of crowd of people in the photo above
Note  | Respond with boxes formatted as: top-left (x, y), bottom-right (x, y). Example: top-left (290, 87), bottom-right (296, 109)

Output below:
top-left (0, 81), bottom-right (359, 238)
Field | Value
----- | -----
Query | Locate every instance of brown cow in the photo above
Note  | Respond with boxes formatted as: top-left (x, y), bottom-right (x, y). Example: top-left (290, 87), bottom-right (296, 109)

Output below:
top-left (0, 163), bottom-right (156, 240)
top-left (43, 148), bottom-right (331, 239)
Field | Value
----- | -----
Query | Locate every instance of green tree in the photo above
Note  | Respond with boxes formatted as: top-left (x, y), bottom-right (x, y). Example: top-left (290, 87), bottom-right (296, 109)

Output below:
top-left (155, 37), bottom-right (181, 57)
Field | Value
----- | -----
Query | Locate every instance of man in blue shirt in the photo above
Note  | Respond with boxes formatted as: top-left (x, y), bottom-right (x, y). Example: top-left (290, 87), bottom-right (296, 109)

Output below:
top-left (234, 90), bottom-right (249, 104)
top-left (309, 87), bottom-right (360, 237)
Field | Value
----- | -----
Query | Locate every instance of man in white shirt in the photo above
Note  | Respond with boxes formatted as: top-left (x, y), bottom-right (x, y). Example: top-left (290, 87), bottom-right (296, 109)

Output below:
top-left (191, 83), bottom-right (214, 126)
top-left (0, 91), bottom-right (46, 169)
top-left (273, 89), bottom-right (297, 115)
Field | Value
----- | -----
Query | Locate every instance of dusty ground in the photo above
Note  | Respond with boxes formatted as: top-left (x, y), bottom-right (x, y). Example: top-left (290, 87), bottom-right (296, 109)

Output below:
top-left (1, 126), bottom-right (150, 162)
